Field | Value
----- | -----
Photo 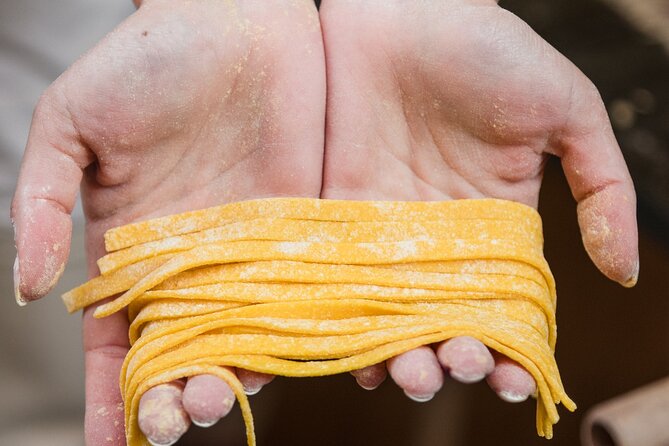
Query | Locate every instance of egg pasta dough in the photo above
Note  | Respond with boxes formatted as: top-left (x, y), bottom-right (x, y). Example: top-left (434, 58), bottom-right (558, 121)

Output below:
top-left (62, 197), bottom-right (575, 445)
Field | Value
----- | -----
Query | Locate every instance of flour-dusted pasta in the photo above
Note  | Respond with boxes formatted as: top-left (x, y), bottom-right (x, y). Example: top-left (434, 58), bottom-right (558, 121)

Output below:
top-left (63, 198), bottom-right (575, 445)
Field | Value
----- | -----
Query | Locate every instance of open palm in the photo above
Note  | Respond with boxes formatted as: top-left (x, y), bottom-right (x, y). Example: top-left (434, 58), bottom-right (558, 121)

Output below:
top-left (12, 0), bottom-right (638, 443)
top-left (12, 1), bottom-right (325, 444)
top-left (320, 0), bottom-right (638, 402)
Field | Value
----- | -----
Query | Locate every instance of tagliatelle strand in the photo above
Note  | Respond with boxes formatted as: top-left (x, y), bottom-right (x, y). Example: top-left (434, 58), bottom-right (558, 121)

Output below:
top-left (63, 198), bottom-right (575, 445)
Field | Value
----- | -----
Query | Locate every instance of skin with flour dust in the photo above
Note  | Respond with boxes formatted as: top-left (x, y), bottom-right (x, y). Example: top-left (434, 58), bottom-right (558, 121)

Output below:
top-left (11, 0), bottom-right (638, 445)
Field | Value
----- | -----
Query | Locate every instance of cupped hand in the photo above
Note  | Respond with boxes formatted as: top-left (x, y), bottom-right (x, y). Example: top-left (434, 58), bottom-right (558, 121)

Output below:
top-left (11, 0), bottom-right (325, 444)
top-left (320, 0), bottom-right (637, 402)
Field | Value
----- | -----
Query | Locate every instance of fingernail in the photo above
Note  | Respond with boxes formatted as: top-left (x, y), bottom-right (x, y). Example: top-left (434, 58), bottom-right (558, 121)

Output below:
top-left (191, 418), bottom-right (218, 428)
top-left (147, 439), bottom-right (179, 446)
top-left (450, 369), bottom-right (486, 384)
top-left (622, 259), bottom-right (639, 288)
top-left (243, 385), bottom-right (263, 396)
top-left (13, 255), bottom-right (27, 307)
top-left (404, 391), bottom-right (435, 403)
top-left (356, 379), bottom-right (381, 391)
top-left (498, 390), bottom-right (529, 403)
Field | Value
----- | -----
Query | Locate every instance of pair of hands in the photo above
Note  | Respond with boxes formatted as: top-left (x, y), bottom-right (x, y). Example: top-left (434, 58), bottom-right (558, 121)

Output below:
top-left (11, 0), bottom-right (638, 444)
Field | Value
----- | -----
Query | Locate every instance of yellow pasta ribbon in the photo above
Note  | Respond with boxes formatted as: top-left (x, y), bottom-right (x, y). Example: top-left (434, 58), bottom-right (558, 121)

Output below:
top-left (62, 197), bottom-right (575, 445)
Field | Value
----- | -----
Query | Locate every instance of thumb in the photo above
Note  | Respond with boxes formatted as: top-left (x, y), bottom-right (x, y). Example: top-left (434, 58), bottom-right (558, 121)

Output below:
top-left (557, 79), bottom-right (639, 287)
top-left (10, 87), bottom-right (94, 304)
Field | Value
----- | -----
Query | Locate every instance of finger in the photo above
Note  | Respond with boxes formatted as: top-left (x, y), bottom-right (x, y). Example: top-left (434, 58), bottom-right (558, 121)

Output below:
top-left (350, 363), bottom-right (387, 390)
top-left (556, 78), bottom-right (638, 287)
top-left (138, 382), bottom-right (190, 446)
top-left (486, 352), bottom-right (536, 403)
top-left (387, 346), bottom-right (444, 402)
top-left (83, 301), bottom-right (131, 445)
top-left (436, 336), bottom-right (495, 383)
top-left (235, 368), bottom-right (275, 396)
top-left (182, 373), bottom-right (236, 428)
top-left (10, 90), bottom-right (93, 304)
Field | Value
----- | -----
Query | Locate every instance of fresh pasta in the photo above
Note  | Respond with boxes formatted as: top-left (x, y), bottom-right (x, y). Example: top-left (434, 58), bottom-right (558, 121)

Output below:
top-left (62, 197), bottom-right (575, 445)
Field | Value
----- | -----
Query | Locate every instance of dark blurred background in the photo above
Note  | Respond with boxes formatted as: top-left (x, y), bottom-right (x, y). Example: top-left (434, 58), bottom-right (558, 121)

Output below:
top-left (1, 0), bottom-right (667, 445)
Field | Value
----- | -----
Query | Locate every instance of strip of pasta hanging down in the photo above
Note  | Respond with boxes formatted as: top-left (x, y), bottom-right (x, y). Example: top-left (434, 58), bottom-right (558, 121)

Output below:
top-left (62, 197), bottom-right (576, 445)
